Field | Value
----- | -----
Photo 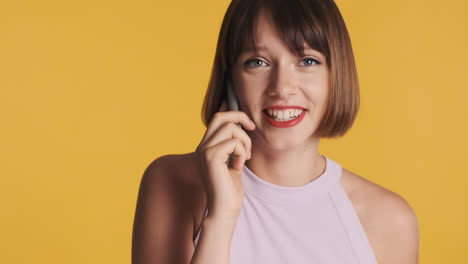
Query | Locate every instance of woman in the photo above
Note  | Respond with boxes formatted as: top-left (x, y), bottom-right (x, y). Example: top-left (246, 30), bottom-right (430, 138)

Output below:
top-left (132, 0), bottom-right (419, 263)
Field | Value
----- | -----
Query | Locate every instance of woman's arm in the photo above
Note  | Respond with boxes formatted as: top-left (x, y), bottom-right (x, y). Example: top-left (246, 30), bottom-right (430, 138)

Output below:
top-left (378, 193), bottom-right (419, 264)
top-left (132, 155), bottom-right (236, 264)
top-left (190, 215), bottom-right (238, 264)
top-left (132, 156), bottom-right (196, 264)
top-left (363, 189), bottom-right (420, 264)
top-left (343, 171), bottom-right (419, 264)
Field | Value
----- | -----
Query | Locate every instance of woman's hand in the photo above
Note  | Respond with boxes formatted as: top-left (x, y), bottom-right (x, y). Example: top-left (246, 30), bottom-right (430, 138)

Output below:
top-left (193, 100), bottom-right (255, 221)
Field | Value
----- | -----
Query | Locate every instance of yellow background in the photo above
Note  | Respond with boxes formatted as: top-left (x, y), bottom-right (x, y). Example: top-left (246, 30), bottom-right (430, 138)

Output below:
top-left (1, 0), bottom-right (467, 263)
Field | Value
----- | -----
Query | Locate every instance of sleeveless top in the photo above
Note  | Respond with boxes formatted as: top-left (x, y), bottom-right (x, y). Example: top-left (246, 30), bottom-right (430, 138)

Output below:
top-left (193, 155), bottom-right (378, 264)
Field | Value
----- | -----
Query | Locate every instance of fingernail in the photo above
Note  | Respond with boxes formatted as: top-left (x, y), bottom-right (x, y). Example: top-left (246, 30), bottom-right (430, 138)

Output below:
top-left (250, 120), bottom-right (255, 128)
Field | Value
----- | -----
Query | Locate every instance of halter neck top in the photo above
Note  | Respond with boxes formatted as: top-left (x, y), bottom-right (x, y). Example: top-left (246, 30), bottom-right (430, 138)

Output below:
top-left (193, 155), bottom-right (378, 264)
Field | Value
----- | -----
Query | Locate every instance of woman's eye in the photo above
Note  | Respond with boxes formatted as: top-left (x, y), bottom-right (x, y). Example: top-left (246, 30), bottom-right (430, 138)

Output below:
top-left (244, 59), bottom-right (267, 68)
top-left (244, 57), bottom-right (320, 68)
top-left (300, 57), bottom-right (320, 66)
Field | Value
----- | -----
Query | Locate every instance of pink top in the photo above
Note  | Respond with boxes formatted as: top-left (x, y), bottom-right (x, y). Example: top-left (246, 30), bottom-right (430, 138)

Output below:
top-left (193, 155), bottom-right (378, 264)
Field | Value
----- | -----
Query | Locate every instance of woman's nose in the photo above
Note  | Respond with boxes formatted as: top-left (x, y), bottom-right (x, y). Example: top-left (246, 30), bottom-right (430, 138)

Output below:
top-left (267, 64), bottom-right (297, 98)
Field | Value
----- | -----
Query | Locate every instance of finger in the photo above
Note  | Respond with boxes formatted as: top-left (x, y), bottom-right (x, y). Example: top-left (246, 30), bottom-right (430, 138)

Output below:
top-left (212, 138), bottom-right (247, 171)
top-left (205, 111), bottom-right (255, 140)
top-left (212, 111), bottom-right (255, 131)
top-left (230, 138), bottom-right (248, 171)
top-left (198, 109), bottom-right (256, 154)
top-left (232, 154), bottom-right (246, 171)
top-left (204, 122), bottom-right (252, 158)
top-left (199, 111), bottom-right (255, 149)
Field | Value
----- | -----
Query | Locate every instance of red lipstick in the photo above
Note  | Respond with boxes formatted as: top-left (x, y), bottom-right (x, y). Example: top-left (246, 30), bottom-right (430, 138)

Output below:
top-left (262, 109), bottom-right (307, 128)
top-left (264, 105), bottom-right (306, 110)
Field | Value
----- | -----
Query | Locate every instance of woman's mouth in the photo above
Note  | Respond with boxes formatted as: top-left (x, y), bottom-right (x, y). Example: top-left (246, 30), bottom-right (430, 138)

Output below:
top-left (262, 108), bottom-right (307, 128)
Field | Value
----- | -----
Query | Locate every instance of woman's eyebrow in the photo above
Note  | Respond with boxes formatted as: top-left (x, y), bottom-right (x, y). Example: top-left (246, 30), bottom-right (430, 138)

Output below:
top-left (241, 45), bottom-right (320, 53)
top-left (302, 46), bottom-right (325, 58)
top-left (239, 45), bottom-right (324, 60)
top-left (240, 45), bottom-right (269, 54)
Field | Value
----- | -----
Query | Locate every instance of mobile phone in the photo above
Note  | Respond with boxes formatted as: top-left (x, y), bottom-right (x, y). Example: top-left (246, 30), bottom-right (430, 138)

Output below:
top-left (226, 81), bottom-right (239, 112)
top-left (225, 81), bottom-right (242, 166)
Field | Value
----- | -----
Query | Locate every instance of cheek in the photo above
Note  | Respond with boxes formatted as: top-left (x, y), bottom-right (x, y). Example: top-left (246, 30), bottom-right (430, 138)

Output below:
top-left (236, 77), bottom-right (265, 105)
top-left (304, 78), bottom-right (328, 105)
top-left (314, 80), bottom-right (329, 120)
top-left (238, 88), bottom-right (262, 113)
top-left (316, 84), bottom-right (328, 106)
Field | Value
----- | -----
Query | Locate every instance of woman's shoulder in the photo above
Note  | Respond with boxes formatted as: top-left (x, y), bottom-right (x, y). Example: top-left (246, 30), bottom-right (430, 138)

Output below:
top-left (149, 152), bottom-right (201, 186)
top-left (147, 152), bottom-right (206, 203)
top-left (147, 152), bottom-right (207, 232)
top-left (340, 168), bottom-right (419, 263)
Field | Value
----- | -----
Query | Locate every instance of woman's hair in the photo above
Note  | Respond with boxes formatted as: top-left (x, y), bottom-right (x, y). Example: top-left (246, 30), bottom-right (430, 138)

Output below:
top-left (201, 0), bottom-right (359, 138)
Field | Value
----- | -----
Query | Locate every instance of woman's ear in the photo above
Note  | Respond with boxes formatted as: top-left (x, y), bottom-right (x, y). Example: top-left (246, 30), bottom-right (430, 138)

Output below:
top-left (218, 99), bottom-right (228, 112)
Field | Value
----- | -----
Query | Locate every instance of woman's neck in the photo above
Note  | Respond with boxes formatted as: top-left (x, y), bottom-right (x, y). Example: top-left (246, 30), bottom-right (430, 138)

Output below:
top-left (244, 138), bottom-right (325, 187)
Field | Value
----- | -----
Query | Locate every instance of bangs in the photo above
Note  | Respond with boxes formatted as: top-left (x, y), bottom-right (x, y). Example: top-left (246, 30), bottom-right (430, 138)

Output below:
top-left (224, 0), bottom-right (331, 71)
top-left (203, 0), bottom-right (359, 137)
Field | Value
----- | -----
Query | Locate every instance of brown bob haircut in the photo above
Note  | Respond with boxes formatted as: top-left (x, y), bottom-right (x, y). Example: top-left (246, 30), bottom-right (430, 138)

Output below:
top-left (201, 0), bottom-right (359, 138)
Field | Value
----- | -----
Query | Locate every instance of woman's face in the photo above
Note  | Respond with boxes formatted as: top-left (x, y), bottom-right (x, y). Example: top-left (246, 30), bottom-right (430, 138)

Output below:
top-left (231, 9), bottom-right (329, 150)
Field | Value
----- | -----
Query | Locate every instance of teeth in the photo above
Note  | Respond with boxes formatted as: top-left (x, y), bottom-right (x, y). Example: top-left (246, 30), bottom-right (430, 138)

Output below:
top-left (277, 111), bottom-right (284, 119)
top-left (265, 109), bottom-right (304, 122)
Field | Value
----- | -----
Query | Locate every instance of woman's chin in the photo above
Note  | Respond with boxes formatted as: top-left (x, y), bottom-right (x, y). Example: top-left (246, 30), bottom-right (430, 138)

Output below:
top-left (249, 129), bottom-right (318, 151)
top-left (261, 137), bottom-right (308, 151)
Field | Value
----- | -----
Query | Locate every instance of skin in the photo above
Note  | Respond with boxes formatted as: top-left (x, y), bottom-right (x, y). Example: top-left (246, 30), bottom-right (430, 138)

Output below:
top-left (141, 8), bottom-right (419, 264)
top-left (234, 8), bottom-right (418, 262)
top-left (231, 9), bottom-right (329, 187)
top-left (233, 11), bottom-right (418, 263)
